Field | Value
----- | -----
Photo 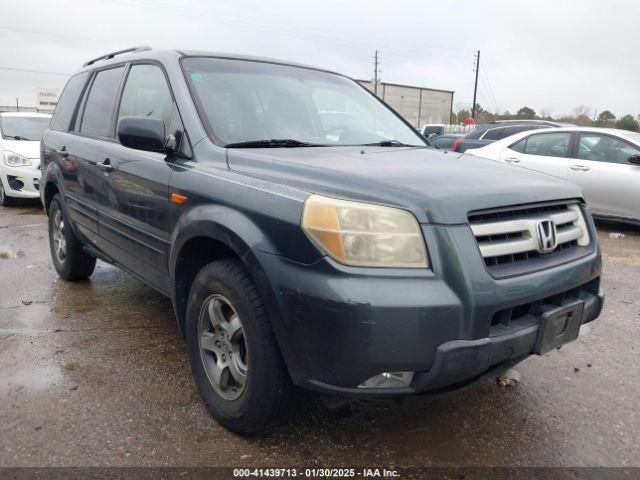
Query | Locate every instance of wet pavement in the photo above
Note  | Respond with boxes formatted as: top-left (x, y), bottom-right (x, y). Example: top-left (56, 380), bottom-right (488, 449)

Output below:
top-left (0, 201), bottom-right (639, 467)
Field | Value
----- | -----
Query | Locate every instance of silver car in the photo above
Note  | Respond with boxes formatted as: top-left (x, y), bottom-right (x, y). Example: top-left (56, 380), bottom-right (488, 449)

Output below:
top-left (466, 127), bottom-right (640, 224)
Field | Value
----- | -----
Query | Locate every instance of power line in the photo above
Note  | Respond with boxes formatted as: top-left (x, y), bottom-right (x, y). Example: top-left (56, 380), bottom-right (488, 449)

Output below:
top-left (0, 66), bottom-right (70, 76)
top-left (101, 0), bottom-right (476, 60)
top-left (481, 68), bottom-right (499, 112)
top-left (0, 26), bottom-right (126, 46)
top-left (479, 72), bottom-right (498, 113)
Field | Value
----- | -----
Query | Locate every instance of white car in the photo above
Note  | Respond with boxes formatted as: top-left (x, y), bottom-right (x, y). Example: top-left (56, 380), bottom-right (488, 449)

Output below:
top-left (465, 127), bottom-right (640, 224)
top-left (0, 112), bottom-right (51, 206)
top-left (421, 123), bottom-right (446, 137)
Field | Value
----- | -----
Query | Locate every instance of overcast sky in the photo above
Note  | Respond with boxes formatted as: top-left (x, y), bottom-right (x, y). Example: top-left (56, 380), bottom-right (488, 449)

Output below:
top-left (2, 0), bottom-right (639, 119)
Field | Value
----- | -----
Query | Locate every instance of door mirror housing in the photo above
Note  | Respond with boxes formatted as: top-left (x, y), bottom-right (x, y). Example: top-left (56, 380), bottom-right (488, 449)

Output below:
top-left (628, 154), bottom-right (640, 166)
top-left (117, 116), bottom-right (167, 153)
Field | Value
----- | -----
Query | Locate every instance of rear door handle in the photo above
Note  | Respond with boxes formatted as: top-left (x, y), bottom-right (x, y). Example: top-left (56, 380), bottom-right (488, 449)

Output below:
top-left (504, 157), bottom-right (521, 163)
top-left (55, 147), bottom-right (69, 158)
top-left (97, 157), bottom-right (114, 172)
top-left (570, 165), bottom-right (590, 171)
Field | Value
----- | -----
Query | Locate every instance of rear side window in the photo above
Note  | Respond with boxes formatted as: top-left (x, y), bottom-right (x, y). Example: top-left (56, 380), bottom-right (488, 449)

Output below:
top-left (511, 132), bottom-right (572, 158)
top-left (481, 127), bottom-right (504, 140)
top-left (50, 72), bottom-right (89, 132)
top-left (117, 64), bottom-right (173, 133)
top-left (464, 128), bottom-right (486, 140)
top-left (499, 125), bottom-right (547, 139)
top-left (80, 67), bottom-right (125, 138)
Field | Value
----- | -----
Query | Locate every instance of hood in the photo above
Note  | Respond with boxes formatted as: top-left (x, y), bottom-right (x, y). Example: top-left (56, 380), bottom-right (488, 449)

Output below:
top-left (227, 146), bottom-right (583, 224)
top-left (1, 140), bottom-right (41, 163)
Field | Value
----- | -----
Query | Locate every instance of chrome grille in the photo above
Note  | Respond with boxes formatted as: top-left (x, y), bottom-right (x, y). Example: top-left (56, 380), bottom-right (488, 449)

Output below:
top-left (469, 202), bottom-right (591, 277)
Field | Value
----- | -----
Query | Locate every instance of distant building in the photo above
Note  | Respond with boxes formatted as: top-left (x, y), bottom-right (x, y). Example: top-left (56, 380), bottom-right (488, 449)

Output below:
top-left (358, 80), bottom-right (454, 128)
top-left (0, 88), bottom-right (60, 114)
top-left (36, 88), bottom-right (59, 113)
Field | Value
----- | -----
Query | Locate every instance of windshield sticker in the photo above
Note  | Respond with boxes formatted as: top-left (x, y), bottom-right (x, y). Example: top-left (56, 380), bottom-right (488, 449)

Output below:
top-left (191, 73), bottom-right (204, 83)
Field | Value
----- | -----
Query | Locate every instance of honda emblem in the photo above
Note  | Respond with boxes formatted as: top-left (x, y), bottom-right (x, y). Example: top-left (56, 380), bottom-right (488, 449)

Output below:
top-left (536, 220), bottom-right (558, 253)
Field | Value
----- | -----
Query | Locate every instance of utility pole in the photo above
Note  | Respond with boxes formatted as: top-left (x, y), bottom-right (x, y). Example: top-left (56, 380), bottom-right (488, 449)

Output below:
top-left (373, 50), bottom-right (380, 97)
top-left (472, 50), bottom-right (480, 119)
top-left (15, 97), bottom-right (19, 112)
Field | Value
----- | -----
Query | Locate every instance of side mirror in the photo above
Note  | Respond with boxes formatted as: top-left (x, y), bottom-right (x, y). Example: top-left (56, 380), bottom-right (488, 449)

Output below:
top-left (117, 116), bottom-right (167, 153)
top-left (628, 154), bottom-right (640, 166)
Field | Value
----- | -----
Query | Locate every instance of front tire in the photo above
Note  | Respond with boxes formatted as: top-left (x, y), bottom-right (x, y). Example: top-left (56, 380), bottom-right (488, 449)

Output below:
top-left (48, 194), bottom-right (96, 281)
top-left (0, 181), bottom-right (12, 207)
top-left (186, 259), bottom-right (296, 433)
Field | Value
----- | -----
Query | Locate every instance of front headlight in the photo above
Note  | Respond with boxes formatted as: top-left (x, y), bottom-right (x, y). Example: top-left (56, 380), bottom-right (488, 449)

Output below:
top-left (302, 194), bottom-right (429, 268)
top-left (4, 151), bottom-right (32, 167)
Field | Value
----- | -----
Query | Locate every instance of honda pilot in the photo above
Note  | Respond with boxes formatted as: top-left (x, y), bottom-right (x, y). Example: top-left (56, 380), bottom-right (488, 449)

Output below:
top-left (41, 47), bottom-right (603, 433)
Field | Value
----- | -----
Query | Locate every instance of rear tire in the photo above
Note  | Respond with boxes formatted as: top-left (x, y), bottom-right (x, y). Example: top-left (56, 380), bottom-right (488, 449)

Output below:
top-left (48, 194), bottom-right (96, 281)
top-left (186, 258), bottom-right (296, 433)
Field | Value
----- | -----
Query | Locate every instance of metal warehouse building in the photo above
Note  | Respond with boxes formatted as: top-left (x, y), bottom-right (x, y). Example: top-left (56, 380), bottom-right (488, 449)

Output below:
top-left (358, 80), bottom-right (454, 128)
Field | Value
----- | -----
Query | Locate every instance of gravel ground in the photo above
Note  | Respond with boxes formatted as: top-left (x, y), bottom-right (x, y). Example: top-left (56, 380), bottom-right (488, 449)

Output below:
top-left (0, 201), bottom-right (638, 467)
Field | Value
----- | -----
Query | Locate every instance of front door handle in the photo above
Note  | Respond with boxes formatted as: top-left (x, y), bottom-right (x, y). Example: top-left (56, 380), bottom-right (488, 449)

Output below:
top-left (570, 164), bottom-right (590, 171)
top-left (97, 157), bottom-right (114, 172)
top-left (504, 157), bottom-right (521, 163)
top-left (55, 147), bottom-right (69, 158)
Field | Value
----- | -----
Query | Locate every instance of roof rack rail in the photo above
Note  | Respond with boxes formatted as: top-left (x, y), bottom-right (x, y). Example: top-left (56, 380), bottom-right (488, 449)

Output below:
top-left (83, 46), bottom-right (152, 67)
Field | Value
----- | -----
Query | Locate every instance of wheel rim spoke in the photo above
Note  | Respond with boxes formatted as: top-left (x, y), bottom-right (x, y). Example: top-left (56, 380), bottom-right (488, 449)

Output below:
top-left (223, 314), bottom-right (242, 339)
top-left (228, 355), bottom-right (247, 386)
top-left (207, 298), bottom-right (225, 329)
top-left (210, 360), bottom-right (225, 388)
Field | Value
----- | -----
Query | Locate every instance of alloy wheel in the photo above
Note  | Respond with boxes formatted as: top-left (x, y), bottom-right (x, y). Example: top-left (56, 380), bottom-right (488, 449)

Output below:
top-left (51, 209), bottom-right (67, 264)
top-left (198, 294), bottom-right (248, 400)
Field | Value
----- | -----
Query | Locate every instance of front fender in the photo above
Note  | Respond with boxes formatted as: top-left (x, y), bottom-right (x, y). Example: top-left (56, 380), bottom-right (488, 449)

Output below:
top-left (169, 203), bottom-right (275, 277)
top-left (167, 204), bottom-right (318, 377)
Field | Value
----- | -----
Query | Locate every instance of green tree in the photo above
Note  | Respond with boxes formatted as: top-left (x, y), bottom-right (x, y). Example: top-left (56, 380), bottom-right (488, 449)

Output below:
top-left (473, 103), bottom-right (484, 115)
top-left (574, 114), bottom-right (592, 126)
top-left (596, 110), bottom-right (616, 127)
top-left (516, 106), bottom-right (536, 119)
top-left (616, 114), bottom-right (639, 131)
top-left (455, 109), bottom-right (471, 124)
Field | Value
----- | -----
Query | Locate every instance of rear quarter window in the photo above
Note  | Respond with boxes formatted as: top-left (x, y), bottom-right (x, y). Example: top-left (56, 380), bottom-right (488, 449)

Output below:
top-left (50, 72), bottom-right (90, 132)
top-left (80, 66), bottom-right (125, 138)
top-left (481, 127), bottom-right (504, 140)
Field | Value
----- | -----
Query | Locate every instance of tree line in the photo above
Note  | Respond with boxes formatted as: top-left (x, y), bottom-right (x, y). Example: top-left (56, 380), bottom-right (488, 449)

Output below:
top-left (452, 105), bottom-right (640, 132)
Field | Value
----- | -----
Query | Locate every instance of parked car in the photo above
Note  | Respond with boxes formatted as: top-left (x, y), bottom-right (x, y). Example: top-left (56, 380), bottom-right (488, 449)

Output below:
top-left (466, 127), bottom-right (640, 225)
top-left (41, 47), bottom-right (603, 433)
top-left (490, 119), bottom-right (574, 127)
top-left (452, 123), bottom-right (552, 153)
top-left (421, 123), bottom-right (445, 138)
top-left (0, 112), bottom-right (51, 206)
top-left (429, 134), bottom-right (461, 150)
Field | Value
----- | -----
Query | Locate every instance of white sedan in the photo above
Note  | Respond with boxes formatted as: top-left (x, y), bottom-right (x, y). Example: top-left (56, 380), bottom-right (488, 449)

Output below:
top-left (0, 112), bottom-right (51, 206)
top-left (465, 127), bottom-right (640, 224)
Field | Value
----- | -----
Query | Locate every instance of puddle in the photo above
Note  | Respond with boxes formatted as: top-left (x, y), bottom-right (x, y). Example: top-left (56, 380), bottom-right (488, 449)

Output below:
top-left (0, 248), bottom-right (26, 259)
top-left (0, 366), bottom-right (64, 394)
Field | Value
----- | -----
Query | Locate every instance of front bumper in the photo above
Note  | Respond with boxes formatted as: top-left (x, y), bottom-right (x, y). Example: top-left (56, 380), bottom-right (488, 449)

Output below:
top-left (252, 222), bottom-right (603, 396)
top-left (1, 165), bottom-right (40, 198)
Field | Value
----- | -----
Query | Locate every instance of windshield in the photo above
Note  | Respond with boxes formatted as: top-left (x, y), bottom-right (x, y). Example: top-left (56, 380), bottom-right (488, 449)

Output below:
top-left (622, 132), bottom-right (640, 144)
top-left (0, 116), bottom-right (50, 141)
top-left (182, 57), bottom-right (426, 147)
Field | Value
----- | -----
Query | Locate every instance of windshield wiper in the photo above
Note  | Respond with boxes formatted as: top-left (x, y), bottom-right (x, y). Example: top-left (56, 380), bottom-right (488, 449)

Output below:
top-left (225, 139), bottom-right (320, 148)
top-left (4, 135), bottom-right (32, 141)
top-left (362, 140), bottom-right (418, 147)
